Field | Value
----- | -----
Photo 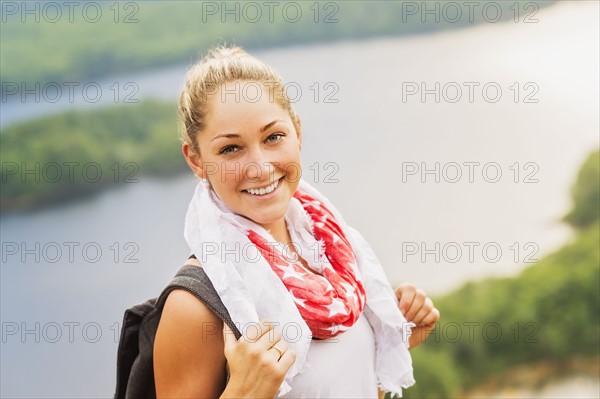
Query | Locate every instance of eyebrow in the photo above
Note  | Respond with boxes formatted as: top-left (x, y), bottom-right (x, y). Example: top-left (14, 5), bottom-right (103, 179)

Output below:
top-left (210, 120), bottom-right (283, 142)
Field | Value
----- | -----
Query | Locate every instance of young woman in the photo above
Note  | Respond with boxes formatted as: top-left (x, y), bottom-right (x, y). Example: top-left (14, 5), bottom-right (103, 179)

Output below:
top-left (154, 45), bottom-right (440, 398)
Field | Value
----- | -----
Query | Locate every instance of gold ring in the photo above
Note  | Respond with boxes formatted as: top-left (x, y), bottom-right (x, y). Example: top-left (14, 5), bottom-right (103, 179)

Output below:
top-left (271, 344), bottom-right (284, 360)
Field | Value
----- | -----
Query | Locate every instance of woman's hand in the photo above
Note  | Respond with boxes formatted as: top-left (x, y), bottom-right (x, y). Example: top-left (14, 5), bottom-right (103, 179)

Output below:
top-left (221, 320), bottom-right (297, 398)
top-left (395, 283), bottom-right (440, 349)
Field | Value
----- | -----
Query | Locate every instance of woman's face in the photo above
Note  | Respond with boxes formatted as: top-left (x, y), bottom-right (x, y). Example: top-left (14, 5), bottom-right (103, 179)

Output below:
top-left (186, 80), bottom-right (302, 230)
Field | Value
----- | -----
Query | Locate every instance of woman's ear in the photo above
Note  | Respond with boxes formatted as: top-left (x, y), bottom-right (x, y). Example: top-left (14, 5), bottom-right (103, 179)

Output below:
top-left (182, 142), bottom-right (205, 179)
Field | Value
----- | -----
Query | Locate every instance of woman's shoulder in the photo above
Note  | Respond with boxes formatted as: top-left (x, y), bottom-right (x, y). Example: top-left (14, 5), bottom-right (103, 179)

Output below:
top-left (162, 287), bottom-right (215, 321)
top-left (162, 255), bottom-right (212, 321)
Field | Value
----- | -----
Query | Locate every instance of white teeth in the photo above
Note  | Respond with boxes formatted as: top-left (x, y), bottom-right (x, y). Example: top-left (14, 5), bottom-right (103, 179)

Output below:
top-left (245, 178), bottom-right (280, 196)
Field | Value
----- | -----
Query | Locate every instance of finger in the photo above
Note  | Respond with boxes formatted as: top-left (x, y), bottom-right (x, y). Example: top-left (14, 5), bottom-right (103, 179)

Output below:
top-left (408, 296), bottom-right (433, 324)
top-left (267, 340), bottom-right (288, 363)
top-left (267, 346), bottom-right (282, 363)
top-left (405, 289), bottom-right (427, 321)
top-left (396, 284), bottom-right (416, 315)
top-left (411, 305), bottom-right (431, 325)
top-left (420, 308), bottom-right (440, 327)
top-left (274, 339), bottom-right (288, 356)
top-left (276, 348), bottom-right (297, 372)
top-left (255, 321), bottom-right (282, 349)
top-left (238, 320), bottom-right (269, 344)
top-left (395, 283), bottom-right (415, 300)
top-left (404, 296), bottom-right (427, 323)
top-left (279, 339), bottom-right (288, 351)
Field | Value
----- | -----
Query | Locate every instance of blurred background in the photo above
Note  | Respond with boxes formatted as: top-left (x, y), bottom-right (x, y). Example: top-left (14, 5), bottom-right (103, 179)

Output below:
top-left (1, 1), bottom-right (598, 397)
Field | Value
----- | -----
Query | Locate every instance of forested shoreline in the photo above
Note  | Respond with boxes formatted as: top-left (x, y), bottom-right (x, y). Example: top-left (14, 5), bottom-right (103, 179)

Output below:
top-left (1, 1), bottom-right (557, 94)
top-left (400, 150), bottom-right (600, 398)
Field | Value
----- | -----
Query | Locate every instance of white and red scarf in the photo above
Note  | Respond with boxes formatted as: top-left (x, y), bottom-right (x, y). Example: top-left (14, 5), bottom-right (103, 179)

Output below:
top-left (247, 189), bottom-right (367, 339)
top-left (184, 178), bottom-right (415, 397)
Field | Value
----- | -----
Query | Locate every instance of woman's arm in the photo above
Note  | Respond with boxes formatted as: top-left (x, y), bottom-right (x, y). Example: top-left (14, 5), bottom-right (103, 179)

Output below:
top-left (154, 288), bottom-right (229, 398)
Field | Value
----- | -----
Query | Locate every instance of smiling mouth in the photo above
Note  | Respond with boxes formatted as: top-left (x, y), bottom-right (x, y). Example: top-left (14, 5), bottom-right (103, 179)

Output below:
top-left (242, 177), bottom-right (284, 196)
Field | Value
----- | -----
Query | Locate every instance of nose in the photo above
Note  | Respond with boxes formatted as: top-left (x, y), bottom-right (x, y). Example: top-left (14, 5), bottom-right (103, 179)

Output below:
top-left (244, 148), bottom-right (275, 181)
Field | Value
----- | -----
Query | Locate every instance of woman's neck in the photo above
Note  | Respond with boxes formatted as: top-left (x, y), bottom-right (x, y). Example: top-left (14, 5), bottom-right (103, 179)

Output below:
top-left (260, 217), bottom-right (292, 246)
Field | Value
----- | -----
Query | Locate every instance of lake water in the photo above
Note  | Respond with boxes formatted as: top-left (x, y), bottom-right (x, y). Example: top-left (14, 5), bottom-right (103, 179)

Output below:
top-left (1, 1), bottom-right (598, 397)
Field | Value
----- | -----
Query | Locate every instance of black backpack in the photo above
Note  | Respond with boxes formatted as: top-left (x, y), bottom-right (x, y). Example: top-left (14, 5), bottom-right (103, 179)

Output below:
top-left (114, 262), bottom-right (242, 398)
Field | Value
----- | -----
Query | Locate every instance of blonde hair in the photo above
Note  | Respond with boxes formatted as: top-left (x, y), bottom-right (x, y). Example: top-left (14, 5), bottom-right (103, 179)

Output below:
top-left (177, 45), bottom-right (299, 153)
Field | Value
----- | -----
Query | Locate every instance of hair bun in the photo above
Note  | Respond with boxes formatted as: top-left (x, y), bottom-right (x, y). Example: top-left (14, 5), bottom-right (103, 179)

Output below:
top-left (207, 45), bottom-right (247, 61)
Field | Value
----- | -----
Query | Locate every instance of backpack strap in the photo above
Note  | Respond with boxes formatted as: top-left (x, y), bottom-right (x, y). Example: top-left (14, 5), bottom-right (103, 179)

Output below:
top-left (155, 264), bottom-right (242, 340)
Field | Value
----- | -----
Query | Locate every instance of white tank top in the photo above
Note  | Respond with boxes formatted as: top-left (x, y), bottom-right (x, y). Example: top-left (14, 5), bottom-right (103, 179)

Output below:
top-left (279, 311), bottom-right (379, 398)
